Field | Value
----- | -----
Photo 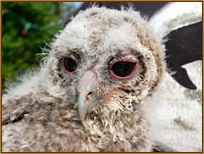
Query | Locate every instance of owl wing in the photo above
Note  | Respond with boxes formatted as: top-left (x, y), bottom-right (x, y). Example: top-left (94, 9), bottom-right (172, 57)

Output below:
top-left (146, 60), bottom-right (202, 152)
top-left (2, 71), bottom-right (44, 125)
top-left (149, 2), bottom-right (202, 89)
top-left (147, 2), bottom-right (202, 152)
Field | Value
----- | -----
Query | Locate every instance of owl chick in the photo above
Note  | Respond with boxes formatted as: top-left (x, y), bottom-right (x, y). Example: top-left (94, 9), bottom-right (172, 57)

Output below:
top-left (2, 6), bottom-right (165, 152)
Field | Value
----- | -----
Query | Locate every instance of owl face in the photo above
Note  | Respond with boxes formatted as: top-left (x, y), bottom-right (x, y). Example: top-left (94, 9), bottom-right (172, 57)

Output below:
top-left (46, 7), bottom-right (165, 124)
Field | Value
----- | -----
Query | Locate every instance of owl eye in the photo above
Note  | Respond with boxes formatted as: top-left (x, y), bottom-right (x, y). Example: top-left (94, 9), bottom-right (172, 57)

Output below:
top-left (63, 57), bottom-right (78, 73)
top-left (109, 61), bottom-right (137, 79)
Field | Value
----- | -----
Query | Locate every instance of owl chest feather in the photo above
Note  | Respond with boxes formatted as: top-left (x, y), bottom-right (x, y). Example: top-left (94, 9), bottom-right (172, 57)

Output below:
top-left (3, 94), bottom-right (151, 152)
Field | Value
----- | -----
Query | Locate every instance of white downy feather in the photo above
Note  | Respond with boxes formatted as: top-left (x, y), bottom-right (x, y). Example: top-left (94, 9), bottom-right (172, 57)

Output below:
top-left (145, 2), bottom-right (202, 152)
top-left (149, 2), bottom-right (202, 37)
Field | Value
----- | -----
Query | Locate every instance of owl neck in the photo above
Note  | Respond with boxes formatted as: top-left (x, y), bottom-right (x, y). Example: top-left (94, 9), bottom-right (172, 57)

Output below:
top-left (81, 102), bottom-right (152, 151)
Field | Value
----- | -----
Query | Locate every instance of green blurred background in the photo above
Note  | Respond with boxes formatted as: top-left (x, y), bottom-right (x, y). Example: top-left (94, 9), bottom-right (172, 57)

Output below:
top-left (2, 2), bottom-right (81, 90)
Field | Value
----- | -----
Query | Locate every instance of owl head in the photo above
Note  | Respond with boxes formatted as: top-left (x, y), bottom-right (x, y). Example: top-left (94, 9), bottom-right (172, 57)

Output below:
top-left (42, 6), bottom-right (165, 130)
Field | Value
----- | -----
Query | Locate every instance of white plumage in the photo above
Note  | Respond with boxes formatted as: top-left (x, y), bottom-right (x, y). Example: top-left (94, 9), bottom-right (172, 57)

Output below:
top-left (146, 3), bottom-right (202, 151)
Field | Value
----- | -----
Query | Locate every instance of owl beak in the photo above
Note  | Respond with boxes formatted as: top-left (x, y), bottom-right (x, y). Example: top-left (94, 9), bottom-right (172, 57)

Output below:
top-left (77, 70), bottom-right (98, 121)
top-left (78, 90), bottom-right (98, 121)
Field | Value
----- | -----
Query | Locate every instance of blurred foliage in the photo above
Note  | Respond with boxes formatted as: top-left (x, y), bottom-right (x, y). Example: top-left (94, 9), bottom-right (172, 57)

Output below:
top-left (2, 2), bottom-right (77, 90)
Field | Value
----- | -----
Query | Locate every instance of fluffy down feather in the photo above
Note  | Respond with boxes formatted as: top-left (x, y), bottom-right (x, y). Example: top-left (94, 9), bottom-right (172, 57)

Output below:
top-left (3, 6), bottom-right (166, 152)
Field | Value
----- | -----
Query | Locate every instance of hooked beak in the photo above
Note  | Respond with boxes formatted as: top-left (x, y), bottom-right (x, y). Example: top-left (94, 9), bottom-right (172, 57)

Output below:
top-left (78, 90), bottom-right (98, 121)
top-left (77, 70), bottom-right (99, 121)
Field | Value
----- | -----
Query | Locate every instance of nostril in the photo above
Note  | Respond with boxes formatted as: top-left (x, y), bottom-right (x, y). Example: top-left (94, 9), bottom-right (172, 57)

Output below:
top-left (86, 92), bottom-right (93, 100)
top-left (87, 92), bottom-right (93, 96)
